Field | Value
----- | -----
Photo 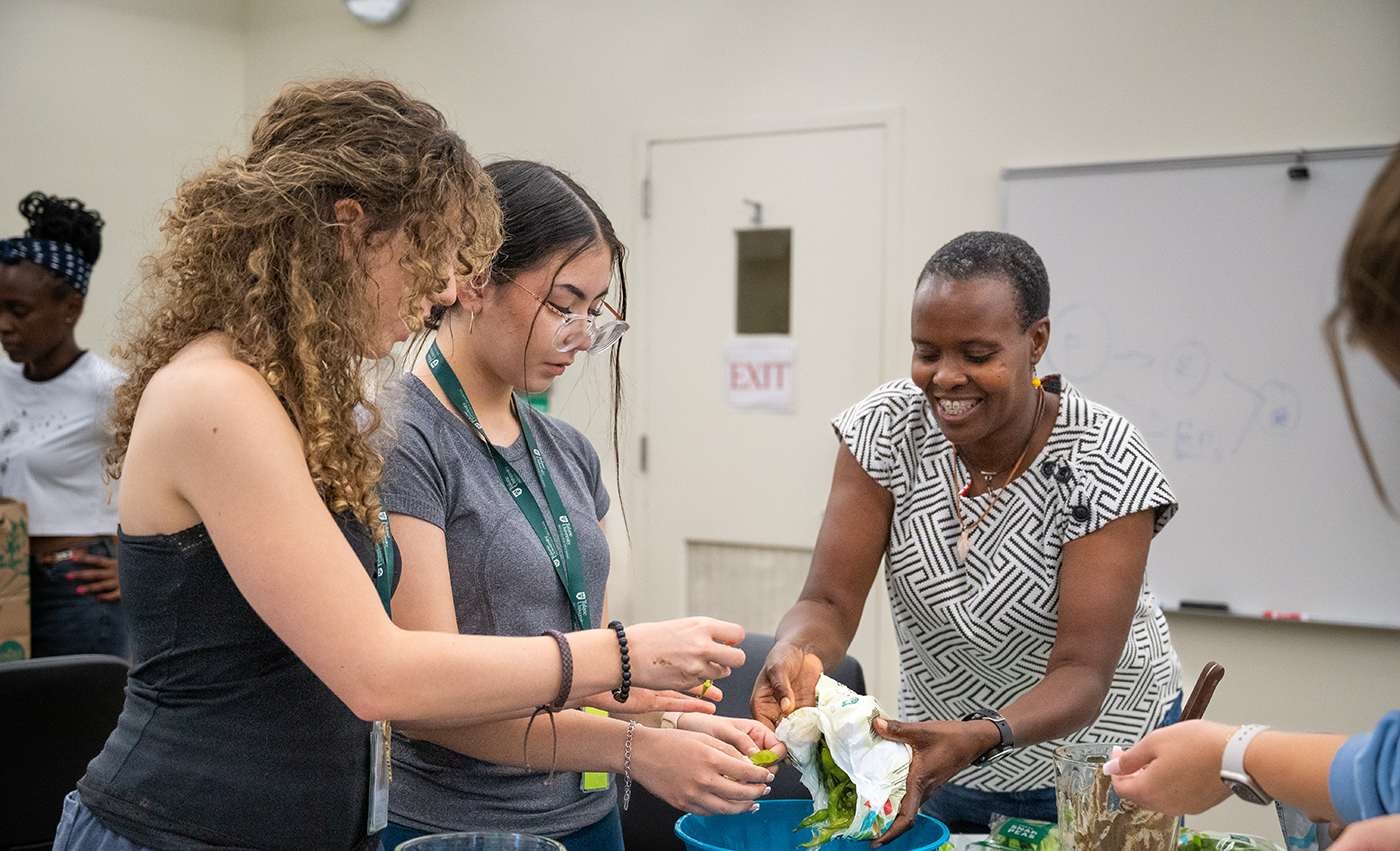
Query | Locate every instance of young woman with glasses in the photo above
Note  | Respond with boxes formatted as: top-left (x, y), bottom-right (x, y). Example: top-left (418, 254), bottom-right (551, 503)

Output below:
top-left (378, 159), bottom-right (782, 851)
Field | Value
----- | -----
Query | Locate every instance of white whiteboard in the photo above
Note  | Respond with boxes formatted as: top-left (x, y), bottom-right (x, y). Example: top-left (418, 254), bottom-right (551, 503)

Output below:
top-left (1003, 147), bottom-right (1400, 628)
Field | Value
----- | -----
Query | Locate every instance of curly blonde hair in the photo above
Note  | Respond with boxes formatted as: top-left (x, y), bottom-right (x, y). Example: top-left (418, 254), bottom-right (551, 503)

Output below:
top-left (107, 78), bottom-right (502, 531)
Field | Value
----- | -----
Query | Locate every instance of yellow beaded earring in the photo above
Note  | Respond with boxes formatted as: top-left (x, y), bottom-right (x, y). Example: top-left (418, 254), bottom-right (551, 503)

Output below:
top-left (1032, 365), bottom-right (1041, 388)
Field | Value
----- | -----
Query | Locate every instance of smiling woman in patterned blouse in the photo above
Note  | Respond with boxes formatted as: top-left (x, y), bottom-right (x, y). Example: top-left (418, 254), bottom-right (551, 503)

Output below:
top-left (751, 231), bottom-right (1183, 844)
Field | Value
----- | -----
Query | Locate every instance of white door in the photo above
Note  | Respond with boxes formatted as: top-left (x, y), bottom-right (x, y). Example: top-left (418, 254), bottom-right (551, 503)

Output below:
top-left (633, 123), bottom-right (898, 707)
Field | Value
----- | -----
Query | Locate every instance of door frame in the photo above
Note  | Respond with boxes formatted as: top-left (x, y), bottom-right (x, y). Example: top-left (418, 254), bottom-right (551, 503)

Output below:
top-left (609, 108), bottom-right (901, 658)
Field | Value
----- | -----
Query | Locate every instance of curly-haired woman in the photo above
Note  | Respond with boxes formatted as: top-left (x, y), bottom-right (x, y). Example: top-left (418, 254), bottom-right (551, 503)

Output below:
top-left (54, 78), bottom-right (750, 851)
top-left (0, 191), bottom-right (127, 659)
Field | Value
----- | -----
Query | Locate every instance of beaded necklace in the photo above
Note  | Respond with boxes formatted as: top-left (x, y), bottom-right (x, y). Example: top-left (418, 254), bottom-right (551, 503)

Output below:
top-left (949, 386), bottom-right (1046, 566)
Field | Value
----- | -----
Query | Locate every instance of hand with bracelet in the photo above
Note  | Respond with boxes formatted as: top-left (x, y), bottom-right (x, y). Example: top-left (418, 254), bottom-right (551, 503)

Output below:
top-left (627, 711), bottom-right (786, 815)
top-left (1105, 720), bottom-right (1349, 822)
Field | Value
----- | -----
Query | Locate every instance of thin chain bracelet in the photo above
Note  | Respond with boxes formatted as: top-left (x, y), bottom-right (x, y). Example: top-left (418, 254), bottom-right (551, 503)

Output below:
top-left (621, 719), bottom-right (636, 810)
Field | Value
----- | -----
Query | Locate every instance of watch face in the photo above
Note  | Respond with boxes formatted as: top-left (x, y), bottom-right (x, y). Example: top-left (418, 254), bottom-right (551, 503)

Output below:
top-left (1227, 779), bottom-right (1270, 805)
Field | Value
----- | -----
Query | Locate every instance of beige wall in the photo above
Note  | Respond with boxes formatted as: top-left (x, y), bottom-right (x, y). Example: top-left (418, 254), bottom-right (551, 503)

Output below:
top-left (6, 0), bottom-right (1399, 839)
top-left (0, 0), bottom-right (247, 353)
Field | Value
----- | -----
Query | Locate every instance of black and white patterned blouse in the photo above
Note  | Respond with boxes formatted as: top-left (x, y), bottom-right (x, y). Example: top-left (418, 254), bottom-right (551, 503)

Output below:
top-left (833, 375), bottom-right (1181, 792)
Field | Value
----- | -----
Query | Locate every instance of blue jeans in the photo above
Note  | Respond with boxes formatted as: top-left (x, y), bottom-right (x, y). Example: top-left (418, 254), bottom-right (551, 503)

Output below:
top-left (55, 790), bottom-right (390, 851)
top-left (381, 808), bottom-right (623, 851)
top-left (54, 790), bottom-right (153, 851)
top-left (921, 690), bottom-right (1184, 833)
top-left (30, 537), bottom-right (130, 659)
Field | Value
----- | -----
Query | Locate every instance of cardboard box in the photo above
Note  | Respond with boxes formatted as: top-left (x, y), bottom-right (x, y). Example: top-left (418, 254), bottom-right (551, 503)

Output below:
top-left (0, 497), bottom-right (30, 661)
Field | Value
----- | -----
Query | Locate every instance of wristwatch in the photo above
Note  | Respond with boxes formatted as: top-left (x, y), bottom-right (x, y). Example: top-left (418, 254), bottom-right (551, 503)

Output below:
top-left (1220, 724), bottom-right (1274, 805)
top-left (963, 709), bottom-right (1015, 766)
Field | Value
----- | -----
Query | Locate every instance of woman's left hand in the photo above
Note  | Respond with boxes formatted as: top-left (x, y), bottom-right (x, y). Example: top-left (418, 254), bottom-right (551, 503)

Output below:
top-left (581, 685), bottom-right (720, 718)
top-left (679, 713), bottom-right (787, 761)
top-left (68, 551), bottom-right (121, 601)
top-left (868, 716), bottom-right (997, 848)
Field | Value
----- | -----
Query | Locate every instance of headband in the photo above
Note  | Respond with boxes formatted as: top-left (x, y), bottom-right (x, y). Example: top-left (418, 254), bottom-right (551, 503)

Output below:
top-left (0, 237), bottom-right (93, 296)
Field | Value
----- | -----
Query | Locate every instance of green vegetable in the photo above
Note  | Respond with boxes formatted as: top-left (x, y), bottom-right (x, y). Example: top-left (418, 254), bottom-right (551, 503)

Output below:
top-left (796, 808), bottom-right (830, 829)
top-left (793, 738), bottom-right (859, 847)
top-left (749, 749), bottom-right (780, 765)
top-left (799, 824), bottom-right (843, 849)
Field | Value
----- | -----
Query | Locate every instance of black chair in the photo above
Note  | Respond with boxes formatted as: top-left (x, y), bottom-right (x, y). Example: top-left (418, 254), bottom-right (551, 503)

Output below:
top-left (619, 633), bottom-right (865, 851)
top-left (0, 654), bottom-right (129, 851)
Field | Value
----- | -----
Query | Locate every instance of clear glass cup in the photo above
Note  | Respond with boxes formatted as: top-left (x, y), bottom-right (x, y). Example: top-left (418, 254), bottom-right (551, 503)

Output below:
top-left (392, 833), bottom-right (566, 851)
top-left (1054, 742), bottom-right (1180, 851)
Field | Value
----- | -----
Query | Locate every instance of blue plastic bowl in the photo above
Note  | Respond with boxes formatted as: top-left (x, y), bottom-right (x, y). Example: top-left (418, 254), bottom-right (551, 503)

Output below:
top-left (675, 799), bottom-right (950, 851)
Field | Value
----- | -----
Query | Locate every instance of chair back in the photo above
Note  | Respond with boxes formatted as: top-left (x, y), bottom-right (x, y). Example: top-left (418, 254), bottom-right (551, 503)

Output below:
top-left (0, 654), bottom-right (128, 851)
top-left (618, 633), bottom-right (865, 851)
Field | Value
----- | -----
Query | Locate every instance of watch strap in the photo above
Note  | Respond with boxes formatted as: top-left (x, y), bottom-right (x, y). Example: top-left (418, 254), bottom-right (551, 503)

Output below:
top-left (1220, 724), bottom-right (1273, 804)
top-left (963, 709), bottom-right (1014, 766)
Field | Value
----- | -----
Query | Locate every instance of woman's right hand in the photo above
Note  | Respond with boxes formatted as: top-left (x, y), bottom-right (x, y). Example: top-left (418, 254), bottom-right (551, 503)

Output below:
top-left (631, 724), bottom-right (775, 815)
top-left (750, 640), bottom-right (824, 730)
top-left (624, 617), bottom-right (747, 692)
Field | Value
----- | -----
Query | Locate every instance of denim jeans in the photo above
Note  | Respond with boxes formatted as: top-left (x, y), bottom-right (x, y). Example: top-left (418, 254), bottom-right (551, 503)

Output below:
top-left (30, 536), bottom-right (130, 659)
top-left (920, 690), bottom-right (1184, 833)
top-left (381, 808), bottom-right (623, 851)
top-left (56, 790), bottom-right (390, 851)
top-left (54, 791), bottom-right (153, 851)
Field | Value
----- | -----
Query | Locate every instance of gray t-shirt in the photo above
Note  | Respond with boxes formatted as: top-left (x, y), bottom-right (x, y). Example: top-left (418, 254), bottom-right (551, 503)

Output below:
top-left (380, 374), bottom-right (613, 836)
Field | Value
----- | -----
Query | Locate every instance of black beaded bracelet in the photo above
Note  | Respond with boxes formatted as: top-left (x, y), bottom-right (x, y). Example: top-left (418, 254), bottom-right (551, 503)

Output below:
top-left (608, 620), bottom-right (630, 703)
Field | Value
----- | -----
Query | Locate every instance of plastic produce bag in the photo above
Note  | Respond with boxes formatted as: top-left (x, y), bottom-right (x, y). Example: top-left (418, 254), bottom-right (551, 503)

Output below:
top-left (776, 674), bottom-right (912, 843)
top-left (1179, 829), bottom-right (1284, 851)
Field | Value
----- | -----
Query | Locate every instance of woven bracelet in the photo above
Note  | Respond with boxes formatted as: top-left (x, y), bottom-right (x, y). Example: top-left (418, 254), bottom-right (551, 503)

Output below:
top-left (522, 629), bottom-right (572, 782)
top-left (607, 620), bottom-right (630, 703)
top-left (541, 629), bottom-right (572, 710)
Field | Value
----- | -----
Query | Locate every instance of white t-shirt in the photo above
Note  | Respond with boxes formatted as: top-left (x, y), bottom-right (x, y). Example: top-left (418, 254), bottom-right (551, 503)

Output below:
top-left (833, 376), bottom-right (1181, 791)
top-left (0, 352), bottom-right (123, 535)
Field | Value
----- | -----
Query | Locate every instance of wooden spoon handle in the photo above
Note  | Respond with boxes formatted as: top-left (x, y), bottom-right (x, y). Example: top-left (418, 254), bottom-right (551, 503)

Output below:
top-left (1181, 661), bottom-right (1225, 721)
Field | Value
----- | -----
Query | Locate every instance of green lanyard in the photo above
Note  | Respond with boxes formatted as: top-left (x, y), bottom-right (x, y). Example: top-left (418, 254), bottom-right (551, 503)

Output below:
top-left (373, 496), bottom-right (394, 616)
top-left (426, 342), bottom-right (590, 631)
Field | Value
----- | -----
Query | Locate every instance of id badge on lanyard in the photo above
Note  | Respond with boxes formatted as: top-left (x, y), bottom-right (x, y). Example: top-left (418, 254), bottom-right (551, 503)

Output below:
top-left (368, 502), bottom-right (395, 835)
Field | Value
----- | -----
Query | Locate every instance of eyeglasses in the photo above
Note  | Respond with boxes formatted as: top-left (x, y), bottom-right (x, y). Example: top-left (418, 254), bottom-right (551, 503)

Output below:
top-left (510, 279), bottom-right (629, 354)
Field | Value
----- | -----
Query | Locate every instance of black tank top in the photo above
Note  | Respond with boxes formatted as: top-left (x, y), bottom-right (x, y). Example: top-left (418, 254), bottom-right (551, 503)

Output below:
top-left (79, 514), bottom-right (397, 851)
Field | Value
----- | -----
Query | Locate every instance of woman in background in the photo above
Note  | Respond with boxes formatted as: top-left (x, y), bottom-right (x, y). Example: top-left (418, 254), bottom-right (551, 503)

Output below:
top-left (1107, 144), bottom-right (1400, 851)
top-left (0, 191), bottom-right (126, 658)
top-left (381, 159), bottom-right (780, 851)
top-left (57, 79), bottom-right (747, 851)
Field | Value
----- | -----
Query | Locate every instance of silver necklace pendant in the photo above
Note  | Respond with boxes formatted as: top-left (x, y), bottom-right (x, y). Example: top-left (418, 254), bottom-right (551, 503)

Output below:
top-left (955, 531), bottom-right (971, 565)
